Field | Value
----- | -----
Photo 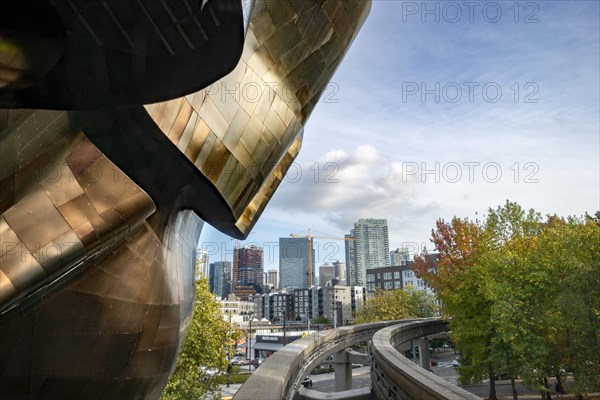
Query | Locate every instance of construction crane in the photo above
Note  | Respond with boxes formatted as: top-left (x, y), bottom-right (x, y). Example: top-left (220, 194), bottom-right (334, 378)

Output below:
top-left (289, 228), bottom-right (355, 287)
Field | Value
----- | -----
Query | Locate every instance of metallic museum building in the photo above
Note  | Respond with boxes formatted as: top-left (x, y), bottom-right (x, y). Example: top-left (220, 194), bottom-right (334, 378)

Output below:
top-left (0, 0), bottom-right (371, 398)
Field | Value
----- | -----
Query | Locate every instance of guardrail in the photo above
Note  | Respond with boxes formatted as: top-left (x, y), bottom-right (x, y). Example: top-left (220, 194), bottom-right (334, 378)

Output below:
top-left (233, 320), bottom-right (410, 400)
top-left (370, 320), bottom-right (480, 400)
top-left (234, 318), bottom-right (479, 400)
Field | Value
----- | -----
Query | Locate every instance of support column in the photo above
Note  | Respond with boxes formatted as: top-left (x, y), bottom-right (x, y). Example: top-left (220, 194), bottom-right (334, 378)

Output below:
top-left (419, 339), bottom-right (430, 370)
top-left (333, 350), bottom-right (352, 391)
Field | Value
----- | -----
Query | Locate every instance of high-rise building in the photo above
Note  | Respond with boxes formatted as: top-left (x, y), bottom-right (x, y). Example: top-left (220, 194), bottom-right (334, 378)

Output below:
top-left (209, 261), bottom-right (232, 299)
top-left (279, 237), bottom-right (314, 291)
top-left (366, 253), bottom-right (439, 298)
top-left (345, 219), bottom-right (390, 287)
top-left (196, 250), bottom-right (209, 279)
top-left (322, 286), bottom-right (352, 326)
top-left (267, 269), bottom-right (279, 290)
top-left (293, 288), bottom-right (312, 321)
top-left (390, 248), bottom-right (411, 266)
top-left (332, 260), bottom-right (346, 285)
top-left (319, 263), bottom-right (334, 287)
top-left (233, 245), bottom-right (264, 297)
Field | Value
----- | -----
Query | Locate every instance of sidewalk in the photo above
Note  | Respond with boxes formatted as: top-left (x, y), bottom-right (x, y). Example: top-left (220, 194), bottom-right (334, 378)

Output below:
top-left (216, 383), bottom-right (243, 399)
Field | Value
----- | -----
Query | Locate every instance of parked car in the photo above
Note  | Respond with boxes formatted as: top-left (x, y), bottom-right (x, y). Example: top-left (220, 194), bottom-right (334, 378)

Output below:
top-left (251, 358), bottom-right (265, 367)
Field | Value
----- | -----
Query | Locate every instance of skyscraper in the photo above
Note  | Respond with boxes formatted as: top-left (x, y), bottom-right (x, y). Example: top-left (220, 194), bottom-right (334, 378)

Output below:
top-left (267, 269), bottom-right (279, 290)
top-left (233, 245), bottom-right (264, 296)
top-left (390, 248), bottom-right (411, 266)
top-left (279, 237), bottom-right (314, 291)
top-left (196, 250), bottom-right (209, 279)
top-left (209, 261), bottom-right (232, 299)
top-left (319, 263), bottom-right (334, 287)
top-left (345, 219), bottom-right (390, 286)
top-left (333, 260), bottom-right (347, 285)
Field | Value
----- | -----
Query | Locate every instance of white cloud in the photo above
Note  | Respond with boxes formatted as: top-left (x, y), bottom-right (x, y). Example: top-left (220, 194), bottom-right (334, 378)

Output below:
top-left (270, 145), bottom-right (424, 231)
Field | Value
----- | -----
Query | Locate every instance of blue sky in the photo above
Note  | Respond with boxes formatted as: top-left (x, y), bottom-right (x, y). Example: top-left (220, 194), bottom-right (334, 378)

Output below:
top-left (200, 1), bottom-right (600, 270)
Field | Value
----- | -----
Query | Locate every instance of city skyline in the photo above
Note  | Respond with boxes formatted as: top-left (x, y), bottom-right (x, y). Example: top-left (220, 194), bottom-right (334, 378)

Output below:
top-left (200, 1), bottom-right (599, 270)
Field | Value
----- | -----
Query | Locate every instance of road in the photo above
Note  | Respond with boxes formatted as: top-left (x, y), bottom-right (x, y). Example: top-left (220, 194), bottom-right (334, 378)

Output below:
top-left (311, 366), bottom-right (372, 392)
top-left (309, 349), bottom-right (555, 399)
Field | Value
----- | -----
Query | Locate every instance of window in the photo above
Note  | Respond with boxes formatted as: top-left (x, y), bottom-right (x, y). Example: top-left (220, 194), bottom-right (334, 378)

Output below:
top-left (367, 273), bottom-right (375, 282)
top-left (393, 271), bottom-right (400, 279)
top-left (394, 280), bottom-right (402, 289)
top-left (377, 273), bottom-right (382, 279)
top-left (383, 272), bottom-right (392, 280)
top-left (384, 282), bottom-right (393, 289)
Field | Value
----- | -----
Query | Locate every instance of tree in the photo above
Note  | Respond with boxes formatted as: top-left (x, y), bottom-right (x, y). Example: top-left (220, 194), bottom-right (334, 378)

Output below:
top-left (161, 275), bottom-right (240, 400)
top-left (353, 289), bottom-right (437, 324)
top-left (313, 315), bottom-right (330, 324)
top-left (415, 201), bottom-right (600, 400)
top-left (414, 216), bottom-right (501, 398)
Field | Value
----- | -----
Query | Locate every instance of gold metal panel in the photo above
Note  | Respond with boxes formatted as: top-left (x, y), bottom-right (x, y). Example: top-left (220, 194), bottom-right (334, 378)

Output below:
top-left (198, 96), bottom-right (228, 137)
top-left (32, 229), bottom-right (84, 274)
top-left (145, 0), bottom-right (372, 237)
top-left (175, 108), bottom-right (198, 152)
top-left (39, 160), bottom-right (85, 208)
top-left (245, 42), bottom-right (273, 80)
top-left (251, 84), bottom-right (276, 124)
top-left (193, 130), bottom-right (216, 169)
top-left (0, 175), bottom-right (15, 214)
top-left (0, 270), bottom-right (17, 305)
top-left (156, 98), bottom-right (183, 135)
top-left (203, 138), bottom-right (230, 183)
top-left (3, 185), bottom-right (72, 252)
top-left (76, 154), bottom-right (139, 215)
top-left (58, 194), bottom-right (101, 231)
top-left (0, 216), bottom-right (46, 291)
top-left (249, 6), bottom-right (276, 46)
top-left (184, 118), bottom-right (210, 162)
top-left (167, 99), bottom-right (193, 145)
top-left (114, 191), bottom-right (157, 227)
top-left (222, 108), bottom-right (250, 149)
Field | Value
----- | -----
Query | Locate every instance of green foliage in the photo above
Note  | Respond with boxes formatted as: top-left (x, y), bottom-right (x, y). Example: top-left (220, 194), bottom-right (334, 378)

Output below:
top-left (415, 201), bottom-right (600, 399)
top-left (313, 315), bottom-right (330, 324)
top-left (354, 289), bottom-right (438, 324)
top-left (160, 275), bottom-right (240, 400)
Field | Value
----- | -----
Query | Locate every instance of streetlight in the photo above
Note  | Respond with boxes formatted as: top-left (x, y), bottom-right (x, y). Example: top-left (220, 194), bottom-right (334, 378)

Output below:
top-left (227, 310), bottom-right (232, 388)
top-left (248, 312), bottom-right (253, 373)
top-left (283, 307), bottom-right (287, 346)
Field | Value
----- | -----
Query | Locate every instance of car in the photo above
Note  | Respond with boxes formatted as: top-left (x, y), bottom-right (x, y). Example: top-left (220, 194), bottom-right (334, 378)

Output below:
top-left (301, 377), bottom-right (313, 388)
top-left (251, 358), bottom-right (265, 367)
top-left (451, 359), bottom-right (460, 367)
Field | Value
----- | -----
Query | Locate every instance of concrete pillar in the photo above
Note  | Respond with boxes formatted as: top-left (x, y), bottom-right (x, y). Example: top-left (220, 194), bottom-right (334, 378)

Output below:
top-left (419, 339), bottom-right (430, 371)
top-left (333, 350), bottom-right (352, 391)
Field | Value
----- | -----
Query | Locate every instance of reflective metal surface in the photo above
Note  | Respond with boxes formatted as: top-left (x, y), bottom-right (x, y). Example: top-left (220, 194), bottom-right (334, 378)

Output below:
top-left (146, 0), bottom-right (372, 236)
top-left (0, 0), bottom-right (371, 398)
top-left (0, 0), bottom-right (245, 109)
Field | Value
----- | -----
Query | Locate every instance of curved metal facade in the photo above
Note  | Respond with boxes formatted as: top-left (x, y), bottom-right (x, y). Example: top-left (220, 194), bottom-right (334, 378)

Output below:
top-left (0, 0), bottom-right (371, 398)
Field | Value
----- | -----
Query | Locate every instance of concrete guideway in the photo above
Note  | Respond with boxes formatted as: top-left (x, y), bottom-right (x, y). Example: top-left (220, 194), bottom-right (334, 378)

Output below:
top-left (233, 318), bottom-right (478, 400)
top-left (370, 321), bottom-right (480, 400)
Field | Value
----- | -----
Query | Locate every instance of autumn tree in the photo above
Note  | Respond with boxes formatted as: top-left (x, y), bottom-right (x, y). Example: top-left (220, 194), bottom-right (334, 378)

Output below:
top-left (415, 201), bottom-right (600, 400)
top-left (161, 275), bottom-right (240, 400)
top-left (354, 289), bottom-right (437, 324)
top-left (413, 216), bottom-right (501, 397)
